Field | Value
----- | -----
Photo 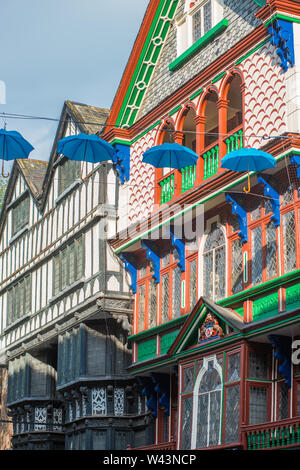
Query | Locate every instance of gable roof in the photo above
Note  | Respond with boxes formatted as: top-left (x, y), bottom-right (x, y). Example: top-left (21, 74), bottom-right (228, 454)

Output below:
top-left (65, 100), bottom-right (109, 135)
top-left (17, 159), bottom-right (48, 198)
top-left (168, 296), bottom-right (245, 356)
top-left (105, 0), bottom-right (179, 130)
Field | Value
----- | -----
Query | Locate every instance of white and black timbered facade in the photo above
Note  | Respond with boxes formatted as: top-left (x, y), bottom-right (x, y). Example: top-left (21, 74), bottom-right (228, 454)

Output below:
top-left (0, 101), bottom-right (153, 450)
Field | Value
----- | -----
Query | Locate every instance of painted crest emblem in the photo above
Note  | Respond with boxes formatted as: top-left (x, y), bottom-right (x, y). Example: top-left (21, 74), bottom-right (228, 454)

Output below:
top-left (199, 313), bottom-right (223, 343)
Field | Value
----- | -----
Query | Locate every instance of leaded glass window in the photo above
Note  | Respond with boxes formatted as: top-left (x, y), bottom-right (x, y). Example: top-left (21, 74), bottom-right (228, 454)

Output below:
top-left (7, 274), bottom-right (31, 326)
top-left (266, 222), bottom-right (277, 279)
top-left (203, 224), bottom-right (226, 301)
top-left (193, 9), bottom-right (202, 42)
top-left (251, 226), bottom-right (262, 285)
top-left (172, 267), bottom-right (181, 319)
top-left (227, 353), bottom-right (240, 382)
top-left (161, 273), bottom-right (170, 323)
top-left (251, 199), bottom-right (262, 222)
top-left (181, 397), bottom-right (193, 449)
top-left (203, 1), bottom-right (212, 34)
top-left (114, 387), bottom-right (125, 416)
top-left (138, 284), bottom-right (145, 332)
top-left (283, 211), bottom-right (296, 273)
top-left (231, 239), bottom-right (243, 294)
top-left (12, 195), bottom-right (30, 235)
top-left (249, 386), bottom-right (268, 425)
top-left (148, 279), bottom-right (157, 329)
top-left (189, 259), bottom-right (197, 310)
top-left (53, 236), bottom-right (84, 295)
top-left (58, 158), bottom-right (81, 196)
top-left (194, 360), bottom-right (222, 448)
top-left (249, 352), bottom-right (268, 379)
top-left (225, 385), bottom-right (240, 443)
top-left (282, 184), bottom-right (294, 206)
top-left (183, 366), bottom-right (194, 393)
top-left (278, 383), bottom-right (289, 420)
top-left (92, 387), bottom-right (106, 415)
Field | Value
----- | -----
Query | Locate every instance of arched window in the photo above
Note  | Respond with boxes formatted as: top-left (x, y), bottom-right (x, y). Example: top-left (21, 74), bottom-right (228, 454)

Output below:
top-left (203, 90), bottom-right (219, 148)
top-left (192, 357), bottom-right (222, 448)
top-left (202, 222), bottom-right (226, 301)
top-left (226, 74), bottom-right (243, 133)
top-left (182, 107), bottom-right (196, 151)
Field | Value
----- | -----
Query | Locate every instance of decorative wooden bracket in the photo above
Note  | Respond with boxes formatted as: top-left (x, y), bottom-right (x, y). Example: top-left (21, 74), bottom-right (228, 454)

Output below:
top-left (268, 334), bottom-right (292, 387)
top-left (170, 230), bottom-right (185, 272)
top-left (119, 253), bottom-right (137, 294)
top-left (268, 19), bottom-right (295, 72)
top-left (112, 143), bottom-right (130, 184)
top-left (225, 193), bottom-right (248, 244)
top-left (141, 241), bottom-right (161, 284)
top-left (151, 373), bottom-right (170, 416)
top-left (257, 174), bottom-right (280, 227)
top-left (137, 376), bottom-right (158, 418)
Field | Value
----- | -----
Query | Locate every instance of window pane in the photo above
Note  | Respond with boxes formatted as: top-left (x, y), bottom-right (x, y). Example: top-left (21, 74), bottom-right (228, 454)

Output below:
top-left (249, 386), bottom-right (267, 425)
top-left (69, 242), bottom-right (76, 285)
top-left (251, 226), bottom-right (262, 285)
top-left (196, 393), bottom-right (209, 448)
top-left (161, 273), bottom-right (170, 323)
top-left (181, 397), bottom-right (193, 450)
top-left (76, 236), bottom-right (83, 279)
top-left (193, 9), bottom-right (202, 43)
top-left (283, 211), bottom-right (296, 273)
top-left (282, 184), bottom-right (294, 206)
top-left (12, 196), bottom-right (29, 235)
top-left (199, 367), bottom-right (221, 393)
top-left (189, 259), bottom-right (197, 310)
top-left (249, 352), bottom-right (268, 379)
top-left (278, 382), bottom-right (289, 420)
top-left (225, 385), bottom-right (240, 443)
top-left (251, 199), bottom-right (262, 222)
top-left (231, 239), bottom-right (243, 294)
top-left (203, 1), bottom-right (212, 34)
top-left (203, 252), bottom-right (213, 298)
top-left (172, 267), bottom-right (181, 319)
top-left (266, 222), bottom-right (277, 279)
top-left (138, 284), bottom-right (145, 332)
top-left (54, 255), bottom-right (60, 295)
top-left (215, 246), bottom-right (225, 300)
top-left (148, 279), bottom-right (157, 329)
top-left (227, 353), bottom-right (240, 382)
top-left (183, 366), bottom-right (194, 393)
top-left (209, 390), bottom-right (221, 446)
top-left (61, 248), bottom-right (68, 290)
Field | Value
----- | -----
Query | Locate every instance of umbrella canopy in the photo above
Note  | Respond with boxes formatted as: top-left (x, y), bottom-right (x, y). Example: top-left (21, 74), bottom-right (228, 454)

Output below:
top-left (0, 128), bottom-right (34, 160)
top-left (142, 143), bottom-right (198, 170)
top-left (221, 148), bottom-right (276, 172)
top-left (57, 133), bottom-right (116, 164)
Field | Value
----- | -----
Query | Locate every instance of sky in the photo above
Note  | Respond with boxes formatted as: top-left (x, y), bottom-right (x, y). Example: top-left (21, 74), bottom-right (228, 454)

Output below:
top-left (0, 0), bottom-right (149, 165)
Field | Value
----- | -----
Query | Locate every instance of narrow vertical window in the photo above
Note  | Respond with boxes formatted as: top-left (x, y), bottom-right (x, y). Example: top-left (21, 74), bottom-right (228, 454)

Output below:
top-left (138, 285), bottom-right (145, 333)
top-left (266, 222), bottom-right (277, 279)
top-left (148, 279), bottom-right (157, 329)
top-left (189, 259), bottom-right (197, 310)
top-left (161, 273), bottom-right (170, 323)
top-left (203, 224), bottom-right (226, 301)
top-left (283, 211), bottom-right (296, 273)
top-left (172, 267), bottom-right (181, 319)
top-left (249, 386), bottom-right (268, 425)
top-left (251, 226), bottom-right (262, 285)
top-left (231, 239), bottom-right (243, 294)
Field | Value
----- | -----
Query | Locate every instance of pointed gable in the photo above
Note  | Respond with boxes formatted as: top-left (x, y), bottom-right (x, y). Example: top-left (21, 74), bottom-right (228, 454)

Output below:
top-left (168, 297), bottom-right (245, 356)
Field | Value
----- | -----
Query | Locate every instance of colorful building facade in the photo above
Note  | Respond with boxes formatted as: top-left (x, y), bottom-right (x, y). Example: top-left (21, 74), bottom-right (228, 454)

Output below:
top-left (104, 0), bottom-right (300, 450)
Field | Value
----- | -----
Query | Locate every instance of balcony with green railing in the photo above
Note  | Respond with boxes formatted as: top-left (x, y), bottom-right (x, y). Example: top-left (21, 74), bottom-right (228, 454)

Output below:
top-left (243, 417), bottom-right (300, 450)
top-left (225, 127), bottom-right (244, 154)
top-left (181, 165), bottom-right (196, 193)
top-left (203, 142), bottom-right (220, 181)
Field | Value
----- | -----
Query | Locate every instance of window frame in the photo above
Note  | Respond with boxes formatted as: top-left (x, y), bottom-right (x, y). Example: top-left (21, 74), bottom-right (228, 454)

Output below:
top-left (53, 235), bottom-right (84, 296)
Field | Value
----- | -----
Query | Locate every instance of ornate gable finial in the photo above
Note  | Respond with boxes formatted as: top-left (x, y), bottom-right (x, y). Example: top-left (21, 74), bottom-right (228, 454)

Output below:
top-left (199, 313), bottom-right (223, 343)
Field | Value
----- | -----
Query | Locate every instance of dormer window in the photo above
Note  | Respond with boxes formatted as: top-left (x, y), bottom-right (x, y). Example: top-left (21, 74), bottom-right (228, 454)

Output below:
top-left (176, 0), bottom-right (224, 57)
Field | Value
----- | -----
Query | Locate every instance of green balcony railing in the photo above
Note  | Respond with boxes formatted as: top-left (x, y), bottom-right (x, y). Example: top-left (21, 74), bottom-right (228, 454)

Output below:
top-left (244, 417), bottom-right (300, 450)
top-left (181, 165), bottom-right (196, 193)
top-left (159, 173), bottom-right (175, 204)
top-left (225, 129), bottom-right (244, 154)
top-left (203, 143), bottom-right (219, 180)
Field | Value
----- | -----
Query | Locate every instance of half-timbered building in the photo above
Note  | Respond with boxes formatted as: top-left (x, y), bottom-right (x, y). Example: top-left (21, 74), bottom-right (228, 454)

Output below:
top-left (0, 101), bottom-right (153, 450)
top-left (104, 0), bottom-right (300, 450)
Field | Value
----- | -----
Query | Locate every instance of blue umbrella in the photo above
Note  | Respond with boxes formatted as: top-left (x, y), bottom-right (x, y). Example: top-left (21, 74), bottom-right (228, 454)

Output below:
top-left (0, 127), bottom-right (34, 177)
top-left (142, 143), bottom-right (198, 169)
top-left (221, 148), bottom-right (276, 193)
top-left (57, 133), bottom-right (116, 164)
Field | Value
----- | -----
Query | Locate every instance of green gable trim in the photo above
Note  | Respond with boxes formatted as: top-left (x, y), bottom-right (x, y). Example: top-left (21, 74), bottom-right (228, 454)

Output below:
top-left (169, 19), bottom-right (229, 72)
top-left (116, 0), bottom-right (179, 128)
top-left (252, 292), bottom-right (279, 321)
top-left (189, 88), bottom-right (203, 102)
top-left (160, 329), bottom-right (180, 355)
top-left (265, 14), bottom-right (300, 27)
top-left (110, 139), bottom-right (131, 147)
top-left (169, 105), bottom-right (181, 117)
top-left (286, 284), bottom-right (300, 311)
top-left (253, 0), bottom-right (266, 7)
top-left (137, 337), bottom-right (157, 362)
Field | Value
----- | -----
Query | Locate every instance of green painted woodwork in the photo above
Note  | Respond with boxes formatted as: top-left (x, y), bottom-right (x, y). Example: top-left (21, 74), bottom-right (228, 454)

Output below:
top-left (181, 165), bottom-right (196, 193)
top-left (169, 19), bottom-right (229, 72)
top-left (234, 306), bottom-right (244, 317)
top-left (265, 13), bottom-right (300, 27)
top-left (247, 421), bottom-right (300, 450)
top-left (116, 0), bottom-right (179, 128)
top-left (225, 129), bottom-right (244, 154)
top-left (203, 143), bottom-right (219, 180)
top-left (286, 284), bottom-right (300, 311)
top-left (160, 329), bottom-right (180, 355)
top-left (138, 338), bottom-right (157, 362)
top-left (253, 0), bottom-right (266, 7)
top-left (160, 172), bottom-right (175, 204)
top-left (252, 292), bottom-right (279, 320)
